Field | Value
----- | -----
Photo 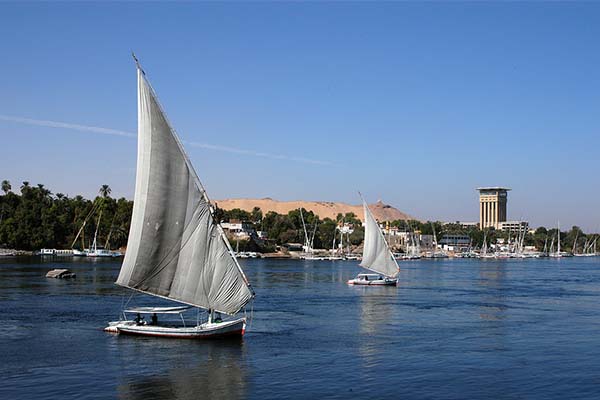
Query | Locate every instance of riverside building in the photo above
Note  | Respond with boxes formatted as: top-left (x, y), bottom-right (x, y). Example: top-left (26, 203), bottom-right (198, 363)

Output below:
top-left (477, 187), bottom-right (529, 231)
top-left (477, 187), bottom-right (510, 229)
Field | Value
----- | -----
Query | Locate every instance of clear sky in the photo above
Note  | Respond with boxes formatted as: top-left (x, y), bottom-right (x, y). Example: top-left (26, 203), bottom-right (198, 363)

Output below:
top-left (1, 2), bottom-right (599, 230)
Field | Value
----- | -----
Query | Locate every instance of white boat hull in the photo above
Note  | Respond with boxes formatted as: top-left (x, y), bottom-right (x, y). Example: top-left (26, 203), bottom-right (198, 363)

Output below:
top-left (347, 277), bottom-right (397, 286)
top-left (105, 317), bottom-right (246, 339)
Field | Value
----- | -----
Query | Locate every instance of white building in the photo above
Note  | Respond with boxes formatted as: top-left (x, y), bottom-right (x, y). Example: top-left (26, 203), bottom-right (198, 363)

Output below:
top-left (221, 220), bottom-right (254, 239)
top-left (499, 221), bottom-right (529, 233)
top-left (439, 234), bottom-right (471, 250)
top-left (338, 223), bottom-right (354, 235)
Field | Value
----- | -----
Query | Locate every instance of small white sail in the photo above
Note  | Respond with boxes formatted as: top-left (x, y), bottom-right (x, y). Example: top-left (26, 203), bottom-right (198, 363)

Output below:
top-left (359, 199), bottom-right (400, 278)
top-left (117, 66), bottom-right (254, 315)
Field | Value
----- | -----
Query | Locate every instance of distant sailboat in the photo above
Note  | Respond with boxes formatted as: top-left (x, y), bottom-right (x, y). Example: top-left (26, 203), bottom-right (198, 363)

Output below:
top-left (105, 56), bottom-right (254, 338)
top-left (71, 201), bottom-right (101, 256)
top-left (401, 221), bottom-right (421, 260)
top-left (423, 222), bottom-right (448, 259)
top-left (347, 194), bottom-right (399, 286)
top-left (549, 222), bottom-right (573, 258)
top-left (299, 208), bottom-right (328, 260)
top-left (86, 209), bottom-right (119, 257)
top-left (576, 237), bottom-right (598, 257)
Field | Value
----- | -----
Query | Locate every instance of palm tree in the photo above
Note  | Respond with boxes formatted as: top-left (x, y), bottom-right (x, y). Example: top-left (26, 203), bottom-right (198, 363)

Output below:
top-left (99, 184), bottom-right (112, 198)
top-left (1, 180), bottom-right (11, 194)
top-left (20, 181), bottom-right (30, 195)
top-left (36, 183), bottom-right (52, 199)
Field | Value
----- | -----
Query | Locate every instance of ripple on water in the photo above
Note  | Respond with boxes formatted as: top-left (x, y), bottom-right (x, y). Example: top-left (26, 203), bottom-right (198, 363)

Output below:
top-left (2, 257), bottom-right (600, 399)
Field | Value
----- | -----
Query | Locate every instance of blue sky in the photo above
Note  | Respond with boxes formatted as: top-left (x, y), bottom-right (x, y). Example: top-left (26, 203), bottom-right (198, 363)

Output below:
top-left (1, 2), bottom-right (599, 230)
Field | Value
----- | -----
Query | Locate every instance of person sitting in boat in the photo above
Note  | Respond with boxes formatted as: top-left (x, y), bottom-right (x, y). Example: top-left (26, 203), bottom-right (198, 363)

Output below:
top-left (134, 313), bottom-right (144, 325)
top-left (214, 312), bottom-right (222, 323)
top-left (151, 313), bottom-right (158, 325)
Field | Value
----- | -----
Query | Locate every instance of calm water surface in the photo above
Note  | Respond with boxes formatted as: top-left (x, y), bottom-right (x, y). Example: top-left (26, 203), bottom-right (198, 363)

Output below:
top-left (1, 256), bottom-right (600, 399)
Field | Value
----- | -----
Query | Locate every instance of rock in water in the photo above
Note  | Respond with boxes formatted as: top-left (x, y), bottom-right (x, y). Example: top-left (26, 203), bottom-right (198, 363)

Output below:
top-left (46, 269), bottom-right (76, 279)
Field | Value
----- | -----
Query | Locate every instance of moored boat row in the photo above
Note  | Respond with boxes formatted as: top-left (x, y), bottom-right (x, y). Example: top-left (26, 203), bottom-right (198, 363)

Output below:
top-left (37, 248), bottom-right (122, 257)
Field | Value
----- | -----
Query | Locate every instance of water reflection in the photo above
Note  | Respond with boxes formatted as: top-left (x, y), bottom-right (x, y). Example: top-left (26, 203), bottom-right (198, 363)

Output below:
top-left (354, 286), bottom-right (397, 369)
top-left (115, 339), bottom-right (248, 400)
top-left (478, 263), bottom-right (508, 321)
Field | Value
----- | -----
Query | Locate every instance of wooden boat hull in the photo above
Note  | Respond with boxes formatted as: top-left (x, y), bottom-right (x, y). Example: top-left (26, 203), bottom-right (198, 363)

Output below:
top-left (105, 318), bottom-right (246, 339)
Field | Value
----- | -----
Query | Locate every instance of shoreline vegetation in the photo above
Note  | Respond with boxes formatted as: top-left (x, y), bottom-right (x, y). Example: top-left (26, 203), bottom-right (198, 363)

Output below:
top-left (0, 180), bottom-right (597, 254)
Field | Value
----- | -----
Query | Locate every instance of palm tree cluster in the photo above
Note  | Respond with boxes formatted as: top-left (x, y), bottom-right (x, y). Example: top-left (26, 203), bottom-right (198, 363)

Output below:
top-left (0, 181), bottom-right (132, 251)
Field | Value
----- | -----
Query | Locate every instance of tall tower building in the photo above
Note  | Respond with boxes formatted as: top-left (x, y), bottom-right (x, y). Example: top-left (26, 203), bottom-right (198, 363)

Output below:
top-left (477, 187), bottom-right (510, 229)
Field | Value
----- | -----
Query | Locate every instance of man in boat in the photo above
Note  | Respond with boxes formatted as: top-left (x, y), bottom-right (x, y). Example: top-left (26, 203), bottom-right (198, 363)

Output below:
top-left (208, 309), bottom-right (223, 323)
top-left (134, 313), bottom-right (144, 325)
top-left (151, 313), bottom-right (158, 325)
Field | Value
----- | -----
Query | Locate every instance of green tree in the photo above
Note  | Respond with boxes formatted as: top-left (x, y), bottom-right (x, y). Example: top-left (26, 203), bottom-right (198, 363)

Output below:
top-left (317, 218), bottom-right (337, 250)
top-left (1, 180), bottom-right (11, 194)
top-left (99, 184), bottom-right (111, 198)
top-left (251, 207), bottom-right (262, 224)
top-left (349, 225), bottom-right (365, 245)
top-left (20, 181), bottom-right (30, 193)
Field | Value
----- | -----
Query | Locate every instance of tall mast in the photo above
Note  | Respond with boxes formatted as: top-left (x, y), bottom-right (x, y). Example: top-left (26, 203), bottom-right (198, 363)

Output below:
top-left (543, 237), bottom-right (547, 253)
top-left (300, 208), bottom-right (310, 253)
top-left (92, 209), bottom-right (102, 252)
top-left (557, 222), bottom-right (561, 254)
top-left (332, 226), bottom-right (336, 254)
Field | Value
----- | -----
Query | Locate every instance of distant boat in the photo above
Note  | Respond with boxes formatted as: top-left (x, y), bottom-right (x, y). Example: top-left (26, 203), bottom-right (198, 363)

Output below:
top-left (0, 249), bottom-right (16, 257)
top-left (105, 56), bottom-right (254, 339)
top-left (575, 237), bottom-right (597, 257)
top-left (478, 232), bottom-right (495, 259)
top-left (299, 208), bottom-right (320, 260)
top-left (549, 222), bottom-right (573, 258)
top-left (423, 223), bottom-right (448, 259)
top-left (68, 201), bottom-right (121, 257)
top-left (86, 209), bottom-right (118, 257)
top-left (402, 227), bottom-right (421, 260)
top-left (347, 194), bottom-right (399, 286)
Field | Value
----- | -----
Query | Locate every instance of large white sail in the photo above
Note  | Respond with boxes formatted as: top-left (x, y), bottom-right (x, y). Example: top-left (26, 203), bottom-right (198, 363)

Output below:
top-left (117, 66), bottom-right (254, 315)
top-left (359, 199), bottom-right (400, 278)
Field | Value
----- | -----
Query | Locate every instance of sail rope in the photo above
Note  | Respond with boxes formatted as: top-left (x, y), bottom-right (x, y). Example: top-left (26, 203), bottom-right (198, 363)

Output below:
top-left (120, 291), bottom-right (136, 319)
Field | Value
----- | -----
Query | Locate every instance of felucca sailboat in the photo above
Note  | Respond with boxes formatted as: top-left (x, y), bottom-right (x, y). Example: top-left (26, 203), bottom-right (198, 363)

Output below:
top-left (347, 195), bottom-right (399, 286)
top-left (105, 57), bottom-right (255, 338)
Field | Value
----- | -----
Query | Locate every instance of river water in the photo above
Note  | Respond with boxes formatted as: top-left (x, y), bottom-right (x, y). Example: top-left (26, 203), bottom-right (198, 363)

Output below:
top-left (1, 256), bottom-right (600, 399)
